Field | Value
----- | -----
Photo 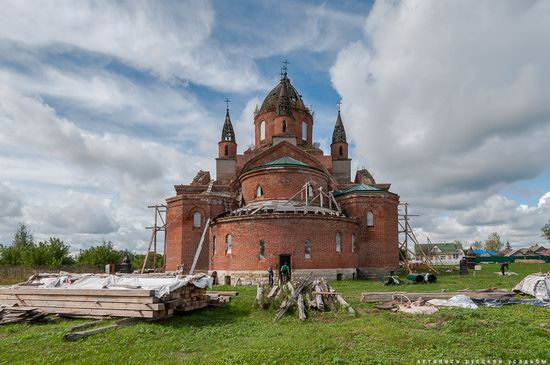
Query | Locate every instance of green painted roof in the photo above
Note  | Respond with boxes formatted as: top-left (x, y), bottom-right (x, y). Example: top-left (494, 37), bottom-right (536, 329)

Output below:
top-left (263, 156), bottom-right (309, 168)
top-left (415, 242), bottom-right (464, 255)
top-left (333, 183), bottom-right (384, 196)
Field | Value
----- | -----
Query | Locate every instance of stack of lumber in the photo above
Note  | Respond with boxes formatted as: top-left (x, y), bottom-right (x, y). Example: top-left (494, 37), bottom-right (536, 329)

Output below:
top-left (0, 306), bottom-right (49, 324)
top-left (255, 277), bottom-right (355, 322)
top-left (206, 291), bottom-right (238, 307)
top-left (0, 284), bottom-right (209, 319)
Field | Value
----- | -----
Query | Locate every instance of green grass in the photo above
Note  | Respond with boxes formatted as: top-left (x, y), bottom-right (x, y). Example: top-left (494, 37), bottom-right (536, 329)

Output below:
top-left (1, 264), bottom-right (549, 365)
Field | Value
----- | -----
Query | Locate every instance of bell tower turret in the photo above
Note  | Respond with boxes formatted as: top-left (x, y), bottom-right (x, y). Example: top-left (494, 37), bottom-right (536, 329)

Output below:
top-left (331, 106), bottom-right (351, 182)
top-left (216, 100), bottom-right (237, 183)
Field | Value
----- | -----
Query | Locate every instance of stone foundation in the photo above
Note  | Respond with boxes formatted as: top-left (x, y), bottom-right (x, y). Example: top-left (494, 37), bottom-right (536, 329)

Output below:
top-left (209, 268), bottom-right (357, 286)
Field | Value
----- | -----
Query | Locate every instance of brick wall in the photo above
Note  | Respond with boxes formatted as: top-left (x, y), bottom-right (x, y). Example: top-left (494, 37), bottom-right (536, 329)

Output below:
top-left (209, 214), bottom-right (360, 272)
top-left (240, 167), bottom-right (329, 203)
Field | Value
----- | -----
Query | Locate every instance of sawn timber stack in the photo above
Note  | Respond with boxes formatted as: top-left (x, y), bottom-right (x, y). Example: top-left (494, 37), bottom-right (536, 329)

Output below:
top-left (0, 278), bottom-right (210, 319)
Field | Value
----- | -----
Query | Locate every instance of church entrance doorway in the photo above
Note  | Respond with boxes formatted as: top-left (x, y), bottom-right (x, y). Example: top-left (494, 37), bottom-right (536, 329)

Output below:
top-left (279, 254), bottom-right (291, 282)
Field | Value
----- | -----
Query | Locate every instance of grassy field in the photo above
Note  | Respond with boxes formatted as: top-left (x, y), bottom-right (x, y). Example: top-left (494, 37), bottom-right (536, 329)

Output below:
top-left (1, 263), bottom-right (549, 365)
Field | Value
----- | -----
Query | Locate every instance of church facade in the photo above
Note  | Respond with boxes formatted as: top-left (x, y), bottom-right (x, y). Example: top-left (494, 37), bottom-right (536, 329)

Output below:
top-left (165, 71), bottom-right (399, 283)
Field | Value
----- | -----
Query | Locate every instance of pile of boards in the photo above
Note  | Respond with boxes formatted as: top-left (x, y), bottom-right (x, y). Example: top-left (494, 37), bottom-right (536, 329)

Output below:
top-left (0, 273), bottom-right (215, 319)
top-left (0, 284), bottom-right (209, 319)
top-left (255, 277), bottom-right (355, 322)
top-left (0, 306), bottom-right (50, 324)
top-left (206, 291), bottom-right (238, 307)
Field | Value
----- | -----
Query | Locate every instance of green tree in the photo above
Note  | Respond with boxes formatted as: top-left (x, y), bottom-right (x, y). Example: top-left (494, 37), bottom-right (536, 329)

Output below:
top-left (77, 240), bottom-right (123, 268)
top-left (0, 224), bottom-right (34, 266)
top-left (470, 240), bottom-right (482, 250)
top-left (13, 223), bottom-right (34, 248)
top-left (542, 220), bottom-right (550, 242)
top-left (484, 232), bottom-right (503, 252)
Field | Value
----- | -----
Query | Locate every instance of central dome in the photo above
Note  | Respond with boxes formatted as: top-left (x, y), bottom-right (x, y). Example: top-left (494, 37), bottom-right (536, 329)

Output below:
top-left (259, 76), bottom-right (307, 114)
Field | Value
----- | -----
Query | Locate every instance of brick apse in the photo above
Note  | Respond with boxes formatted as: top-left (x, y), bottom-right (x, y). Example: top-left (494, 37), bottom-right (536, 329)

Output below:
top-left (165, 70), bottom-right (400, 284)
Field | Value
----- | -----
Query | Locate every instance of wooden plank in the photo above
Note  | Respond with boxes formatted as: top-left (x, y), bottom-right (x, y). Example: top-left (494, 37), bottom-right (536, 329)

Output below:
top-left (0, 288), bottom-right (155, 297)
top-left (206, 291), bottom-right (239, 297)
top-left (11, 306), bottom-right (158, 318)
top-left (0, 299), bottom-right (164, 311)
top-left (0, 294), bottom-right (158, 304)
top-left (297, 293), bottom-right (306, 321)
top-left (361, 290), bottom-right (513, 302)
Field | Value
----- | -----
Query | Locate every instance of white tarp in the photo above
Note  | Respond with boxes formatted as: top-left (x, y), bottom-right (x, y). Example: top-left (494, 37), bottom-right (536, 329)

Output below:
top-left (16, 273), bottom-right (213, 298)
top-left (427, 294), bottom-right (479, 309)
top-left (512, 273), bottom-right (550, 300)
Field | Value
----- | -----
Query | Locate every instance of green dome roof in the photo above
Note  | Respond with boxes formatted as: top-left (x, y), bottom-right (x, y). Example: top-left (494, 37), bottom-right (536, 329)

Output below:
top-left (333, 184), bottom-right (384, 197)
top-left (263, 156), bottom-right (309, 168)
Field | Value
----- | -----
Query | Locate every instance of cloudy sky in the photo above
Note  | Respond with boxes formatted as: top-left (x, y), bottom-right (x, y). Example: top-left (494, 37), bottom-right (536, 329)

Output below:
top-left (0, 0), bottom-right (549, 253)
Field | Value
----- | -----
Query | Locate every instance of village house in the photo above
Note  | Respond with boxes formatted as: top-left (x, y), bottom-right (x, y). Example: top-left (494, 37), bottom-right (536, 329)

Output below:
top-left (414, 242), bottom-right (465, 265)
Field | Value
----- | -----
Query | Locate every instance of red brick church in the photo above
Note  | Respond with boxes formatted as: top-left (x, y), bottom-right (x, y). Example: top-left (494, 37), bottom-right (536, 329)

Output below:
top-left (165, 70), bottom-right (399, 283)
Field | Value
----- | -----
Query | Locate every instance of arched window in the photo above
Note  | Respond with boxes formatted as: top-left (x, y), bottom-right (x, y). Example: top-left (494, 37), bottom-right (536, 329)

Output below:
top-left (259, 239), bottom-right (265, 259)
top-left (193, 211), bottom-right (202, 228)
top-left (282, 120), bottom-right (287, 133)
top-left (336, 232), bottom-right (342, 252)
top-left (339, 145), bottom-right (343, 157)
top-left (224, 145), bottom-right (229, 156)
top-left (351, 234), bottom-right (356, 253)
top-left (260, 120), bottom-right (265, 140)
top-left (212, 236), bottom-right (216, 255)
top-left (304, 240), bottom-right (311, 259)
top-left (302, 121), bottom-right (307, 141)
top-left (256, 185), bottom-right (263, 197)
top-left (307, 184), bottom-right (314, 197)
top-left (367, 211), bottom-right (374, 227)
top-left (225, 234), bottom-right (232, 254)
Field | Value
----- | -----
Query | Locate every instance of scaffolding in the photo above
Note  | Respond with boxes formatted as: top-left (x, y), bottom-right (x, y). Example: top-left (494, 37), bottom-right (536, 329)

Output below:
top-left (398, 203), bottom-right (438, 274)
top-left (141, 204), bottom-right (167, 274)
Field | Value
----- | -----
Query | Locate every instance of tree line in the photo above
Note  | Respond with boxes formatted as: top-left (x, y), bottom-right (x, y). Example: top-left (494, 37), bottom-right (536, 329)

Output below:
top-left (0, 224), bottom-right (162, 270)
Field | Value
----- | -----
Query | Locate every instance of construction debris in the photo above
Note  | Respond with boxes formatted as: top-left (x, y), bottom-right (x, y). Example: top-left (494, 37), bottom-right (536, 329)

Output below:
top-left (0, 306), bottom-right (50, 324)
top-left (427, 295), bottom-right (479, 309)
top-left (512, 273), bottom-right (550, 300)
top-left (255, 277), bottom-right (355, 322)
top-left (0, 273), bottom-right (213, 319)
top-left (64, 317), bottom-right (147, 341)
top-left (361, 289), bottom-right (513, 302)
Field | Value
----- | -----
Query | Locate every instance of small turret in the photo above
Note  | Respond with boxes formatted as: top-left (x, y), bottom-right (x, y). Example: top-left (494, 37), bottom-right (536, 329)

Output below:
top-left (216, 102), bottom-right (238, 183)
top-left (219, 107), bottom-right (237, 158)
top-left (330, 108), bottom-right (351, 182)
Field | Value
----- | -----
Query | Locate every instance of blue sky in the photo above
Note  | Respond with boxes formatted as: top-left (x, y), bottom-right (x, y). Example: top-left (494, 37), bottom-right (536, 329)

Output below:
top-left (0, 0), bottom-right (549, 252)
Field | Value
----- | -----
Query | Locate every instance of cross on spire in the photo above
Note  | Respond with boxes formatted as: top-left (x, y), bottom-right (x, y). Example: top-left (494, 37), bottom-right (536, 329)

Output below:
top-left (282, 59), bottom-right (289, 75)
top-left (337, 98), bottom-right (343, 112)
top-left (224, 98), bottom-right (231, 111)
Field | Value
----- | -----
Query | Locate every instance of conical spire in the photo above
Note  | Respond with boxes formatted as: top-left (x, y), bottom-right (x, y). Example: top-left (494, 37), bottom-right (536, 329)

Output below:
top-left (221, 107), bottom-right (236, 143)
top-left (276, 74), bottom-right (293, 117)
top-left (332, 110), bottom-right (347, 143)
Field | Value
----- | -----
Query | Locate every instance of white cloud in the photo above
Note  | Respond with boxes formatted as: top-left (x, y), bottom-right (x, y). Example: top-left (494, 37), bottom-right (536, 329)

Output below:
top-left (331, 0), bottom-right (550, 244)
top-left (0, 0), bottom-right (265, 92)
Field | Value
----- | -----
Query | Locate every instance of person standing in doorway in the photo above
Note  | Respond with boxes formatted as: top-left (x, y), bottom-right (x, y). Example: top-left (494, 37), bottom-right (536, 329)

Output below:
top-left (281, 263), bottom-right (290, 284)
top-left (267, 266), bottom-right (274, 286)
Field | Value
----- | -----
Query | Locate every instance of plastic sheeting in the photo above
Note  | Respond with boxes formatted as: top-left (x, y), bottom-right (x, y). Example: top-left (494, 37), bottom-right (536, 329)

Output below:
top-left (471, 298), bottom-right (550, 308)
top-left (17, 273), bottom-right (213, 298)
top-left (427, 294), bottom-right (479, 309)
top-left (512, 273), bottom-right (550, 300)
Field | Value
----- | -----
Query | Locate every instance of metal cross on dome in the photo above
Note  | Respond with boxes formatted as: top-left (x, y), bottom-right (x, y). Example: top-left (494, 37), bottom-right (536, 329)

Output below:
top-left (224, 98), bottom-right (231, 110)
top-left (282, 59), bottom-right (289, 74)
top-left (337, 98), bottom-right (343, 112)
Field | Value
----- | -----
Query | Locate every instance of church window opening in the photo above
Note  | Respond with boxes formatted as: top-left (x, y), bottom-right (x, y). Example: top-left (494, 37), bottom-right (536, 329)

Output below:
top-left (260, 120), bottom-right (265, 140)
top-left (213, 236), bottom-right (216, 255)
top-left (226, 234), bottom-right (232, 254)
top-left (367, 211), bottom-right (374, 227)
top-left (339, 146), bottom-right (343, 157)
top-left (193, 211), bottom-right (201, 228)
top-left (336, 232), bottom-right (342, 252)
top-left (352, 234), bottom-right (356, 253)
top-left (224, 145), bottom-right (229, 156)
top-left (256, 185), bottom-right (263, 197)
top-left (302, 121), bottom-right (307, 141)
top-left (282, 120), bottom-right (287, 133)
top-left (304, 240), bottom-right (311, 259)
top-left (259, 240), bottom-right (265, 259)
top-left (307, 184), bottom-right (314, 197)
